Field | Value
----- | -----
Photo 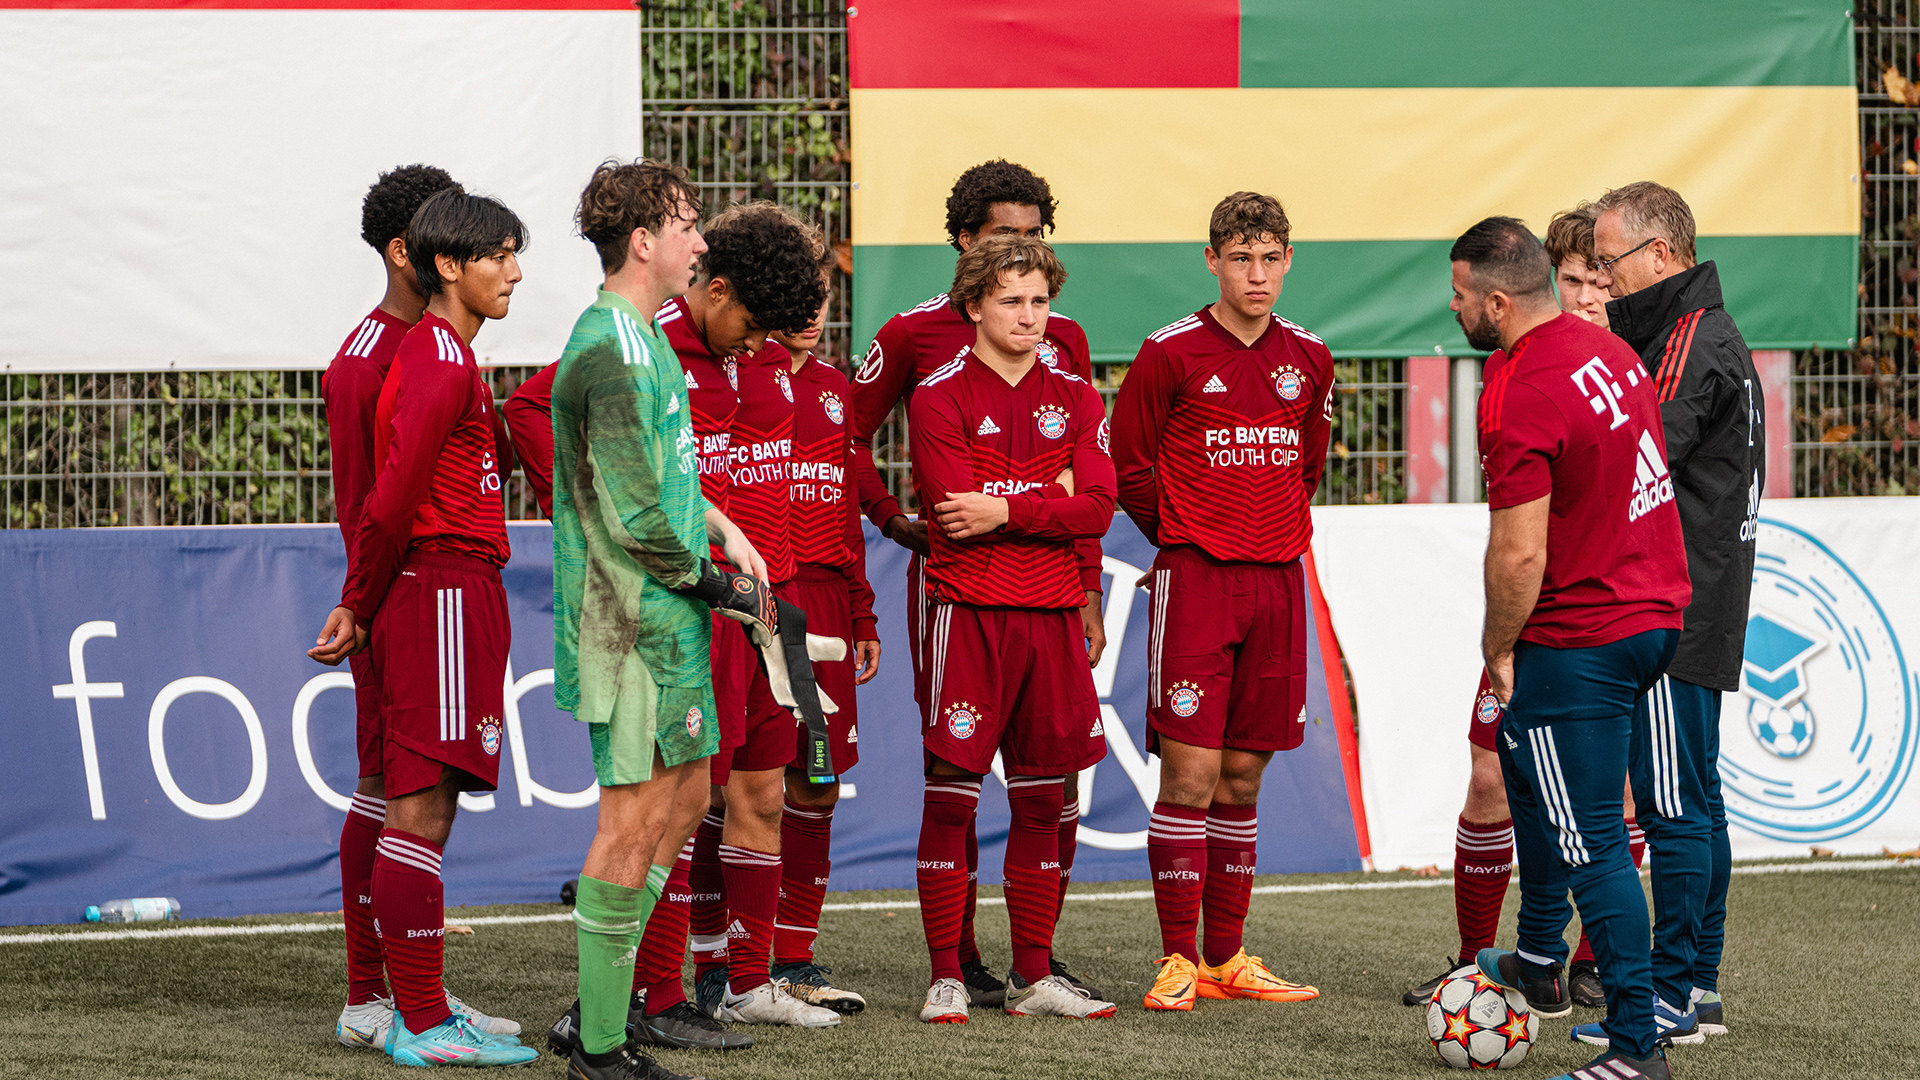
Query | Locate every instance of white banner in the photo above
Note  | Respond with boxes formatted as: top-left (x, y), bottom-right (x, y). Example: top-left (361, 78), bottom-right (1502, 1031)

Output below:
top-left (0, 10), bottom-right (639, 373)
top-left (1312, 498), bottom-right (1920, 869)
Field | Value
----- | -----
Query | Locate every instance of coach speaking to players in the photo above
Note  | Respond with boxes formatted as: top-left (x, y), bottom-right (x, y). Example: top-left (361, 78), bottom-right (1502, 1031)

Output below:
top-left (1451, 218), bottom-right (1691, 1080)
top-left (1588, 182), bottom-right (1763, 1044)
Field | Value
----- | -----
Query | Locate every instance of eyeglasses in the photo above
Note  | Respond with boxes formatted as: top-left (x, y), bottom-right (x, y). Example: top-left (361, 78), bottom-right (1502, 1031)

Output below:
top-left (1593, 236), bottom-right (1659, 274)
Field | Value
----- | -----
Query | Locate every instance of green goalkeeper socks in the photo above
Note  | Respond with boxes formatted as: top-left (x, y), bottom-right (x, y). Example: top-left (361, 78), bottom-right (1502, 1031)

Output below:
top-left (573, 866), bottom-right (669, 1054)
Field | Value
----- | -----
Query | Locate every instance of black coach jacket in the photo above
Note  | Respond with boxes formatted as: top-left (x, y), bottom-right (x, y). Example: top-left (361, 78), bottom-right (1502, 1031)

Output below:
top-left (1606, 261), bottom-right (1763, 693)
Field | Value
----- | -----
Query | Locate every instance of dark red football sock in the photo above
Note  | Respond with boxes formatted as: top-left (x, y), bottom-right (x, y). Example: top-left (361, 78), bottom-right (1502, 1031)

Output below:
top-left (957, 810), bottom-right (981, 966)
top-left (1202, 802), bottom-right (1259, 967)
top-left (1054, 795), bottom-right (1080, 941)
top-left (720, 843), bottom-right (781, 995)
top-left (1454, 816), bottom-right (1514, 962)
top-left (637, 837), bottom-right (694, 1012)
top-left (688, 812), bottom-right (729, 983)
top-left (918, 778), bottom-right (979, 983)
top-left (341, 792), bottom-right (388, 1005)
top-left (774, 800), bottom-right (833, 964)
top-left (1627, 817), bottom-right (1646, 869)
top-left (1148, 801), bottom-right (1207, 961)
top-left (371, 828), bottom-right (452, 1032)
top-left (1004, 776), bottom-right (1065, 985)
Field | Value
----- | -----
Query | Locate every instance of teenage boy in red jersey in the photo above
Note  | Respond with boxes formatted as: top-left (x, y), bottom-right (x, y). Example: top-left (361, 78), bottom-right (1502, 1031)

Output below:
top-left (1403, 205), bottom-right (1643, 1014)
top-left (626, 205), bottom-right (841, 1036)
top-left (763, 239), bottom-right (881, 1013)
top-left (309, 189), bottom-right (539, 1068)
top-left (1110, 192), bottom-right (1331, 1013)
top-left (1457, 216), bottom-right (1690, 1080)
top-left (909, 235), bottom-right (1116, 1024)
top-left (850, 159), bottom-right (1103, 1005)
top-left (310, 164), bottom-right (521, 1051)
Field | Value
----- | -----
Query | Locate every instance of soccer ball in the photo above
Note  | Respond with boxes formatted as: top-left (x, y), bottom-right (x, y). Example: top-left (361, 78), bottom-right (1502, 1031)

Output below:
top-left (1425, 972), bottom-right (1536, 1070)
top-left (1748, 700), bottom-right (1814, 759)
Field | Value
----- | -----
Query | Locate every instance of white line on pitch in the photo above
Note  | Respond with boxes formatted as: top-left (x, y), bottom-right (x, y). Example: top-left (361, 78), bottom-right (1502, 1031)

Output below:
top-left (0, 860), bottom-right (1905, 945)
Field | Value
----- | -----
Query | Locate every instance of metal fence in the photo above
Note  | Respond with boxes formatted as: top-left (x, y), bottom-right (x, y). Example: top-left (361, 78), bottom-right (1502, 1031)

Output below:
top-left (4, 1), bottom-right (1914, 527)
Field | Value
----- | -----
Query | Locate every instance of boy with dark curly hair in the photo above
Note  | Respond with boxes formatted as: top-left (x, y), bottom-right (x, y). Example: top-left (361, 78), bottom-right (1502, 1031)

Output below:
top-left (847, 158), bottom-right (1104, 1008)
top-left (307, 164), bottom-right (523, 1053)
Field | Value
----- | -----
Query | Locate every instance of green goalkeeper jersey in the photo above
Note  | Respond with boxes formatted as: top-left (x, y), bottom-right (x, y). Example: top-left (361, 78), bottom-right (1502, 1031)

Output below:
top-left (551, 289), bottom-right (713, 726)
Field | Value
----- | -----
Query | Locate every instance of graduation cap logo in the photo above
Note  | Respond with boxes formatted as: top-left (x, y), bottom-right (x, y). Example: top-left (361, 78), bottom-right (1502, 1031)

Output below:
top-left (1740, 610), bottom-right (1824, 759)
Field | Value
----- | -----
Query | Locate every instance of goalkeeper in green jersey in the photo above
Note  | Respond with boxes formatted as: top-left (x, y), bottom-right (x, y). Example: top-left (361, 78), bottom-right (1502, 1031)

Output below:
top-left (548, 159), bottom-right (774, 1080)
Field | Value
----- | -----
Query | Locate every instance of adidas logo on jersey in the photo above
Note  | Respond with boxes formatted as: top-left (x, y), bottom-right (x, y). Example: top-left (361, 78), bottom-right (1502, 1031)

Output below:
top-left (1089, 715), bottom-right (1104, 737)
top-left (1203, 374), bottom-right (1229, 393)
top-left (685, 370), bottom-right (699, 389)
top-left (976, 416), bottom-right (1001, 435)
top-left (1628, 429), bottom-right (1675, 523)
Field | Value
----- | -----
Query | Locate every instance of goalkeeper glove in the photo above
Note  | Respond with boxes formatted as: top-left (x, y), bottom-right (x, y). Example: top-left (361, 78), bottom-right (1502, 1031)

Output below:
top-left (676, 562), bottom-right (777, 647)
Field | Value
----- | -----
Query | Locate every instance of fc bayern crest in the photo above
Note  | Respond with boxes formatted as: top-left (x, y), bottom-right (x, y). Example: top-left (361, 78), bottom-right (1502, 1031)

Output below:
top-left (1035, 340), bottom-right (1061, 368)
top-left (776, 370), bottom-right (793, 403)
top-left (480, 719), bottom-right (501, 757)
top-left (686, 706), bottom-right (704, 737)
top-left (1168, 681), bottom-right (1204, 718)
top-left (725, 358), bottom-right (739, 390)
top-left (1272, 365), bottom-right (1304, 401)
top-left (945, 703), bottom-right (979, 740)
top-left (1723, 519), bottom-right (1915, 843)
top-left (1034, 406), bottom-right (1068, 440)
top-left (1475, 692), bottom-right (1501, 725)
top-left (822, 391), bottom-right (844, 425)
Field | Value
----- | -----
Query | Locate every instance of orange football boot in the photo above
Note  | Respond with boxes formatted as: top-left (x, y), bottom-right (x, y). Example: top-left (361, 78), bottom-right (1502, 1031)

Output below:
top-left (1143, 954), bottom-right (1198, 1011)
top-left (1196, 949), bottom-right (1319, 1002)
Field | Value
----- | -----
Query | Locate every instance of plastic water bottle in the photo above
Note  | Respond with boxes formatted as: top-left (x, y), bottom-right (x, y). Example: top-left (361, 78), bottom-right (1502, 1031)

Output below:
top-left (85, 898), bottom-right (181, 924)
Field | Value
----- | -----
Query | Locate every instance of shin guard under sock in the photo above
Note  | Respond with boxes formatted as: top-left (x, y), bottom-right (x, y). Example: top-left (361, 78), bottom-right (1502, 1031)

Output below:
top-left (774, 800), bottom-right (833, 964)
top-left (1054, 795), bottom-right (1080, 942)
top-left (1004, 776), bottom-right (1065, 985)
top-left (372, 828), bottom-right (451, 1032)
top-left (1454, 816), bottom-right (1515, 961)
top-left (637, 838), bottom-right (694, 1012)
top-left (1147, 801), bottom-right (1207, 961)
top-left (341, 793), bottom-right (388, 1005)
top-left (1201, 802), bottom-right (1258, 968)
top-left (918, 778), bottom-right (979, 983)
top-left (574, 870), bottom-right (663, 1055)
top-left (688, 812), bottom-right (729, 982)
top-left (958, 810), bottom-right (981, 966)
top-left (719, 844), bottom-right (781, 995)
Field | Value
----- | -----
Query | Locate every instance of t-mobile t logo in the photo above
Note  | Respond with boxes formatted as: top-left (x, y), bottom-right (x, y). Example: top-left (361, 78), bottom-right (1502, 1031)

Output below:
top-left (1570, 357), bottom-right (1630, 430)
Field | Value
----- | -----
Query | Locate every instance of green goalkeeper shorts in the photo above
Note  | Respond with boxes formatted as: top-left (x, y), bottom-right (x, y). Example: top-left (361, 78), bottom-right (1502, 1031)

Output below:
top-left (586, 651), bottom-right (719, 786)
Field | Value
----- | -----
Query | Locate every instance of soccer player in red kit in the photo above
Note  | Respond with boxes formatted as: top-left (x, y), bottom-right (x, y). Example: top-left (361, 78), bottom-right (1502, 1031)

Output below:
top-left (1110, 192), bottom-right (1330, 1012)
top-left (308, 165), bottom-right (520, 1051)
top-left (625, 205), bottom-right (841, 1036)
top-left (910, 235), bottom-right (1117, 1024)
top-left (308, 189), bottom-right (537, 1068)
top-left (1402, 205), bottom-right (1641, 1014)
top-left (763, 241), bottom-right (882, 1013)
top-left (850, 159), bottom-right (1103, 1005)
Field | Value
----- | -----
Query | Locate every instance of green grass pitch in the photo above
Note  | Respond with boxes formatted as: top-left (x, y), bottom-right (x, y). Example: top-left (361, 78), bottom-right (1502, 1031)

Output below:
top-left (2, 862), bottom-right (1915, 1079)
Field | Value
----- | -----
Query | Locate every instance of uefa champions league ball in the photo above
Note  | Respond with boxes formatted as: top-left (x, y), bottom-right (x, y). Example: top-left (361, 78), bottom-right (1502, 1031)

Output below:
top-left (1425, 972), bottom-right (1537, 1069)
top-left (1748, 700), bottom-right (1814, 759)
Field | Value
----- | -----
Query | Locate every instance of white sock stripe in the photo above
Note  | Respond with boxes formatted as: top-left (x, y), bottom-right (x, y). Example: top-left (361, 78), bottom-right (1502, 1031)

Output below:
top-left (1454, 821), bottom-right (1513, 837)
top-left (1515, 947), bottom-right (1557, 967)
top-left (718, 845), bottom-right (782, 868)
top-left (375, 842), bottom-right (443, 877)
top-left (378, 835), bottom-right (444, 869)
top-left (772, 922), bottom-right (819, 934)
top-left (702, 812), bottom-right (726, 829)
top-left (571, 909), bottom-right (643, 935)
top-left (1006, 775), bottom-right (1064, 788)
top-left (783, 804), bottom-right (833, 820)
top-left (688, 938), bottom-right (728, 954)
top-left (351, 792), bottom-right (387, 810)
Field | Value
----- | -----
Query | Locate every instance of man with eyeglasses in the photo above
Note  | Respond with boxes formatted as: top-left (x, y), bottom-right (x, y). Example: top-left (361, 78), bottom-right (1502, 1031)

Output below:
top-left (1584, 180), bottom-right (1764, 1047)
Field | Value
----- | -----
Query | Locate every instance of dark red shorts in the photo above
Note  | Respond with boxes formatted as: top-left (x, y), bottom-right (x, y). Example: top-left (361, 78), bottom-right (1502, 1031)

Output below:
top-left (1467, 669), bottom-right (1502, 751)
top-left (349, 649), bottom-right (383, 779)
top-left (732, 566), bottom-right (862, 775)
top-left (708, 614), bottom-right (754, 786)
top-left (371, 552), bottom-right (509, 798)
top-left (1144, 546), bottom-right (1307, 755)
top-left (905, 553), bottom-right (930, 707)
top-left (922, 602), bottom-right (1105, 777)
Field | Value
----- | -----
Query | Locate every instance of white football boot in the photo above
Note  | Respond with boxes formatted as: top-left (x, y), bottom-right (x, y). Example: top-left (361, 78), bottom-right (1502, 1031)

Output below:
top-left (336, 996), bottom-right (394, 1049)
top-left (446, 991), bottom-right (522, 1037)
top-left (716, 980), bottom-right (842, 1027)
top-left (1003, 974), bottom-right (1117, 1018)
top-left (919, 978), bottom-right (970, 1024)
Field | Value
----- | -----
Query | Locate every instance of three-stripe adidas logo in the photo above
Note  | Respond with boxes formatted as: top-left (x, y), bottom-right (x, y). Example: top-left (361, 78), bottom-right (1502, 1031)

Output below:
top-left (432, 326), bottom-right (464, 365)
top-left (1627, 429), bottom-right (1675, 523)
top-left (344, 318), bottom-right (385, 359)
top-left (438, 588), bottom-right (467, 743)
top-left (976, 416), bottom-right (1001, 436)
top-left (1202, 374), bottom-right (1228, 393)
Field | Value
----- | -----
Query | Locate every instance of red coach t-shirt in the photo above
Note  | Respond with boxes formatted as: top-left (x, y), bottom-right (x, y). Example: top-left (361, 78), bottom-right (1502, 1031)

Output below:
top-left (502, 360), bottom-right (556, 518)
top-left (730, 345), bottom-right (797, 584)
top-left (908, 352), bottom-right (1115, 610)
top-left (323, 306), bottom-right (411, 548)
top-left (789, 348), bottom-right (878, 642)
top-left (852, 292), bottom-right (1091, 529)
top-left (659, 296), bottom-right (736, 522)
top-left (1477, 313), bottom-right (1690, 648)
top-left (1111, 308), bottom-right (1335, 564)
top-left (343, 312), bottom-right (511, 622)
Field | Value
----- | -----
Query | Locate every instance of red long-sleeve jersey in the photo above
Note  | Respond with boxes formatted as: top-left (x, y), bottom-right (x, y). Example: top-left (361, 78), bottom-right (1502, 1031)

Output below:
top-left (789, 348), bottom-right (877, 641)
top-left (908, 353), bottom-right (1114, 610)
top-left (323, 306), bottom-right (411, 548)
top-left (659, 296), bottom-right (736, 521)
top-left (342, 312), bottom-right (512, 623)
top-left (850, 292), bottom-right (1091, 530)
top-left (729, 345), bottom-right (796, 584)
top-left (502, 360), bottom-right (556, 518)
top-left (1111, 307), bottom-right (1334, 565)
